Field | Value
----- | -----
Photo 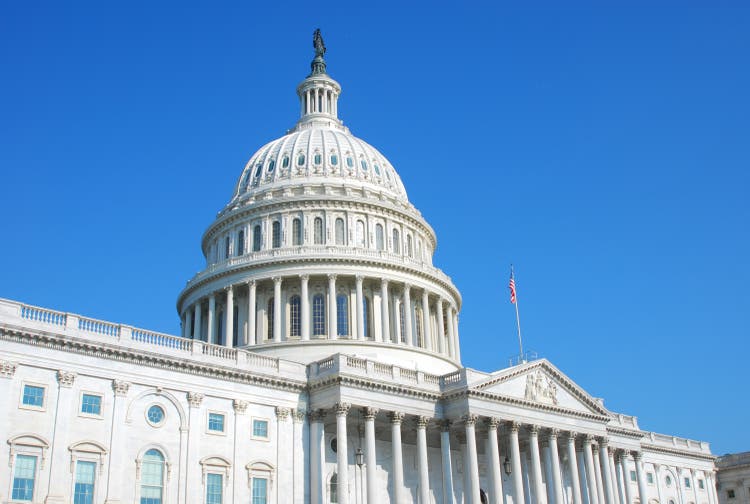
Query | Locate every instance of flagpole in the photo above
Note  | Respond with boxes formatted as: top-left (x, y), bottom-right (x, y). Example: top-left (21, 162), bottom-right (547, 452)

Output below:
top-left (510, 264), bottom-right (524, 362)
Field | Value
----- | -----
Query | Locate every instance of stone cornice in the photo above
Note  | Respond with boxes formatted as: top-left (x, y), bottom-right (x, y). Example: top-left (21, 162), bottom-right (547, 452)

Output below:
top-left (641, 443), bottom-right (717, 462)
top-left (0, 325), bottom-right (307, 394)
top-left (606, 426), bottom-right (646, 440)
top-left (309, 374), bottom-right (442, 401)
top-left (444, 388), bottom-right (611, 423)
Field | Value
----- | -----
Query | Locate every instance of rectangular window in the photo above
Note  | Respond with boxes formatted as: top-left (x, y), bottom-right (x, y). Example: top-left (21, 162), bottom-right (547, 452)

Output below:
top-left (208, 413), bottom-right (225, 433)
top-left (727, 489), bottom-right (735, 499)
top-left (685, 478), bottom-right (691, 488)
top-left (12, 454), bottom-right (37, 501)
top-left (647, 473), bottom-right (654, 484)
top-left (22, 384), bottom-right (45, 408)
top-left (81, 394), bottom-right (102, 416)
top-left (74, 460), bottom-right (96, 504)
top-left (630, 470), bottom-right (637, 482)
top-left (252, 419), bottom-right (269, 439)
top-left (251, 478), bottom-right (268, 504)
top-left (206, 473), bottom-right (223, 504)
top-left (699, 479), bottom-right (705, 490)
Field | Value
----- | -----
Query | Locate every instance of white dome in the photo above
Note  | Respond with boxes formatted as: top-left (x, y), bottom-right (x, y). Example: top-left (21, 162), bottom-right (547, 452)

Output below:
top-left (231, 128), bottom-right (408, 205)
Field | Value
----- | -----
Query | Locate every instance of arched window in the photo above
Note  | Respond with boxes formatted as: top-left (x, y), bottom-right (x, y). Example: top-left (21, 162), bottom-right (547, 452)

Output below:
top-left (314, 153), bottom-right (322, 165)
top-left (415, 305), bottom-right (424, 347)
top-left (282, 155), bottom-right (290, 168)
top-left (346, 156), bottom-right (354, 168)
top-left (355, 220), bottom-right (365, 247)
top-left (314, 217), bottom-right (324, 245)
top-left (237, 230), bottom-right (245, 256)
top-left (330, 153), bottom-right (338, 166)
top-left (329, 473), bottom-right (338, 504)
top-left (398, 300), bottom-right (406, 343)
top-left (292, 218), bottom-right (302, 246)
top-left (268, 159), bottom-right (275, 173)
top-left (336, 295), bottom-right (349, 337)
top-left (363, 296), bottom-right (371, 339)
top-left (267, 298), bottom-right (274, 341)
top-left (335, 218), bottom-right (345, 245)
top-left (272, 221), bottom-right (281, 249)
top-left (140, 449), bottom-right (164, 504)
top-left (312, 294), bottom-right (326, 336)
top-left (375, 224), bottom-right (384, 251)
top-left (392, 229), bottom-right (401, 254)
top-left (225, 236), bottom-right (231, 259)
top-left (407, 235), bottom-right (413, 258)
top-left (297, 154), bottom-right (305, 166)
top-left (289, 295), bottom-right (301, 337)
top-left (253, 225), bottom-right (262, 251)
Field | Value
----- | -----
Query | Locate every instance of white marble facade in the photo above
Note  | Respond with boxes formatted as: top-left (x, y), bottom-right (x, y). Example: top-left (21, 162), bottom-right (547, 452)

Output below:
top-left (0, 33), bottom-right (718, 504)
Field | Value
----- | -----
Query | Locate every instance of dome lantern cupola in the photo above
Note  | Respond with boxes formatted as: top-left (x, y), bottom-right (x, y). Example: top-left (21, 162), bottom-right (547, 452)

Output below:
top-left (292, 29), bottom-right (347, 133)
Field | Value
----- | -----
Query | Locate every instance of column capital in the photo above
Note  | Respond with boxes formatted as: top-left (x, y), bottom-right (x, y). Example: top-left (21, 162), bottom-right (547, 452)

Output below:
top-left (509, 420), bottom-right (522, 432)
top-left (333, 402), bottom-right (351, 417)
top-left (233, 399), bottom-right (248, 414)
top-left (548, 428), bottom-right (560, 439)
top-left (415, 416), bottom-right (430, 429)
top-left (273, 276), bottom-right (282, 284)
top-left (300, 274), bottom-right (309, 282)
top-left (599, 436), bottom-right (610, 447)
top-left (292, 410), bottom-right (306, 423)
top-left (247, 279), bottom-right (256, 287)
top-left (327, 274), bottom-right (337, 281)
top-left (225, 284), bottom-right (233, 292)
top-left (355, 274), bottom-right (364, 283)
top-left (57, 369), bottom-right (77, 388)
top-left (362, 407), bottom-right (379, 420)
top-left (389, 411), bottom-right (405, 424)
top-left (618, 450), bottom-right (631, 462)
top-left (187, 392), bottom-right (204, 408)
top-left (275, 406), bottom-right (291, 420)
top-left (462, 413), bottom-right (478, 426)
top-left (403, 282), bottom-right (411, 291)
top-left (633, 451), bottom-right (643, 461)
top-left (584, 433), bottom-right (596, 445)
top-left (485, 417), bottom-right (501, 430)
top-left (380, 277), bottom-right (388, 286)
top-left (566, 431), bottom-right (578, 443)
top-left (439, 419), bottom-right (452, 432)
top-left (528, 424), bottom-right (541, 436)
top-left (0, 360), bottom-right (17, 378)
top-left (112, 379), bottom-right (131, 397)
top-left (309, 409), bottom-right (327, 423)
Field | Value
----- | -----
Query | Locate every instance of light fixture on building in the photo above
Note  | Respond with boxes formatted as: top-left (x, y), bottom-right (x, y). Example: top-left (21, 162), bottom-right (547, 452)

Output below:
top-left (356, 447), bottom-right (364, 467)
top-left (503, 456), bottom-right (512, 475)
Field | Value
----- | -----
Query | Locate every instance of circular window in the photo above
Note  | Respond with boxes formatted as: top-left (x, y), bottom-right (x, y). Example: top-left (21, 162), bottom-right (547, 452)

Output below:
top-left (147, 405), bottom-right (165, 426)
top-left (330, 437), bottom-right (337, 453)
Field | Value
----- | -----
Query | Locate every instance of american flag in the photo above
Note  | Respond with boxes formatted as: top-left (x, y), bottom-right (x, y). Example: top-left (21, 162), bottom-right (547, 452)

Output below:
top-left (509, 274), bottom-right (517, 304)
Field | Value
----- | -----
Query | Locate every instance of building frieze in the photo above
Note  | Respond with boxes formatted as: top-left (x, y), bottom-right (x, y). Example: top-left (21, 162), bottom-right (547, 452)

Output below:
top-left (0, 325), bottom-right (307, 394)
top-left (641, 443), bottom-right (717, 462)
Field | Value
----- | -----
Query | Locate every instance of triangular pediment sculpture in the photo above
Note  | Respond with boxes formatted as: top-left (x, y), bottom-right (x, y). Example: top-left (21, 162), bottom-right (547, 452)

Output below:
top-left (471, 359), bottom-right (610, 416)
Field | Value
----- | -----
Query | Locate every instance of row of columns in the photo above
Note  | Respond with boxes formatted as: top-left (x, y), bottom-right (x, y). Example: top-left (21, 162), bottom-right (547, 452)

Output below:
top-left (181, 275), bottom-right (461, 359)
top-left (302, 86), bottom-right (338, 116)
top-left (308, 408), bottom-right (671, 504)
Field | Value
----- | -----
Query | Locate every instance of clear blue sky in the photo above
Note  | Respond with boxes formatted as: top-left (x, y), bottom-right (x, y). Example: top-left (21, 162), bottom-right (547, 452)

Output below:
top-left (1, 3), bottom-right (747, 455)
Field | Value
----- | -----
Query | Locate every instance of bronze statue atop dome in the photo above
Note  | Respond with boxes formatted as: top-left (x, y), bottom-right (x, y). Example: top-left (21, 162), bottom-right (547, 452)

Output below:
top-left (309, 28), bottom-right (327, 76)
top-left (313, 29), bottom-right (326, 57)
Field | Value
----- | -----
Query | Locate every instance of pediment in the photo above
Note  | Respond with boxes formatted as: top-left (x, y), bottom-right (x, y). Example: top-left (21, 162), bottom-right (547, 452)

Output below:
top-left (471, 359), bottom-right (609, 416)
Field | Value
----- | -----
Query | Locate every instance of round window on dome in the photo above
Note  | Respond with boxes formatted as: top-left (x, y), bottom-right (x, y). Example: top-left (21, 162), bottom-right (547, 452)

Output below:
top-left (360, 159), bottom-right (368, 170)
top-left (147, 405), bottom-right (165, 426)
top-left (346, 157), bottom-right (354, 168)
top-left (297, 154), bottom-right (305, 166)
top-left (268, 159), bottom-right (275, 172)
top-left (330, 153), bottom-right (338, 165)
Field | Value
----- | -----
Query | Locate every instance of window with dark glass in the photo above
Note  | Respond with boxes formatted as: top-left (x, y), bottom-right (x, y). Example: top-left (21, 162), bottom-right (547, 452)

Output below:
top-left (392, 229), bottom-right (401, 254)
top-left (330, 153), bottom-right (338, 165)
top-left (363, 297), bottom-right (371, 339)
top-left (399, 301), bottom-right (406, 343)
top-left (253, 225), bottom-right (261, 251)
top-left (375, 224), bottom-right (384, 251)
top-left (268, 159), bottom-right (275, 172)
top-left (312, 294), bottom-right (325, 336)
top-left (292, 218), bottom-right (302, 246)
top-left (314, 153), bottom-right (322, 165)
top-left (237, 230), bottom-right (245, 256)
top-left (225, 236), bottom-right (231, 259)
top-left (415, 305), bottom-right (424, 347)
top-left (81, 394), bottom-right (102, 415)
top-left (282, 156), bottom-right (290, 168)
top-left (336, 295), bottom-right (349, 337)
top-left (272, 222), bottom-right (281, 248)
top-left (267, 299), bottom-right (274, 340)
top-left (346, 157), bottom-right (353, 168)
top-left (290, 295), bottom-right (301, 337)
top-left (314, 217), bottom-right (324, 245)
top-left (335, 218), bottom-right (345, 245)
top-left (407, 235), bottom-right (413, 257)
top-left (22, 385), bottom-right (44, 407)
top-left (297, 154), bottom-right (305, 166)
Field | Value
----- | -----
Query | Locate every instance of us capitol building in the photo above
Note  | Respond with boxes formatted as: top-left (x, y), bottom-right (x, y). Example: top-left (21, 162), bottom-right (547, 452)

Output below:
top-left (0, 32), bottom-right (719, 504)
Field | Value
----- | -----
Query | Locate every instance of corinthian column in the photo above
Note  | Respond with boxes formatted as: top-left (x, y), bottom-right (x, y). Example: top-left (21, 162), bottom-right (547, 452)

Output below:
top-left (599, 439), bottom-right (616, 504)
top-left (548, 429), bottom-right (564, 504)
top-left (509, 422), bottom-right (526, 504)
top-left (566, 432), bottom-right (583, 504)
top-left (273, 277), bottom-right (282, 342)
top-left (363, 407), bottom-right (379, 504)
top-left (247, 280), bottom-right (256, 345)
top-left (403, 284), bottom-right (413, 346)
top-left (529, 425), bottom-right (547, 504)
top-left (225, 285), bottom-right (234, 347)
top-left (436, 298), bottom-right (446, 354)
top-left (439, 420), bottom-right (454, 504)
top-left (356, 275), bottom-right (365, 339)
top-left (634, 452), bottom-right (649, 504)
top-left (485, 418), bottom-right (504, 504)
top-left (583, 435), bottom-right (600, 504)
top-left (335, 403), bottom-right (351, 504)
top-left (380, 278), bottom-right (390, 342)
top-left (390, 412), bottom-right (405, 503)
top-left (416, 416), bottom-right (431, 504)
top-left (464, 415), bottom-right (481, 504)
top-left (422, 290), bottom-right (433, 350)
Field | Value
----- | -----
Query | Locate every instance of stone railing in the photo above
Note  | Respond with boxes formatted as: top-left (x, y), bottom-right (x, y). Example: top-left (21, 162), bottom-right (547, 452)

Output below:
top-left (311, 353), bottom-right (442, 391)
top-left (0, 298), bottom-right (302, 379)
top-left (645, 431), bottom-right (712, 454)
top-left (183, 244), bottom-right (454, 290)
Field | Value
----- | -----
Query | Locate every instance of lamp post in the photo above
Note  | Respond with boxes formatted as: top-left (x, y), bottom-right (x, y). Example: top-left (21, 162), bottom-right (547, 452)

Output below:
top-left (504, 456), bottom-right (512, 476)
